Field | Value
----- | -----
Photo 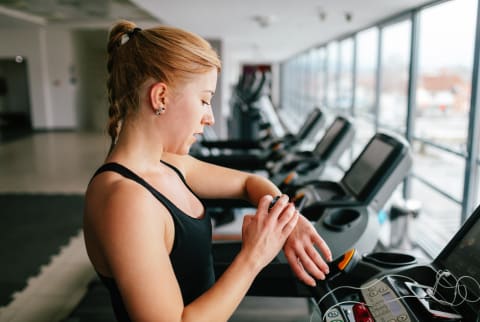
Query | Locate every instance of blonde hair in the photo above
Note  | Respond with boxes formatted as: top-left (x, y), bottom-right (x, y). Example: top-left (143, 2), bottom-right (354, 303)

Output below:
top-left (106, 20), bottom-right (221, 152)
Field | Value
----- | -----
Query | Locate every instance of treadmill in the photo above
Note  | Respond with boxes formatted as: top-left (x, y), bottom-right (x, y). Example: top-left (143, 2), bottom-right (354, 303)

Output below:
top-left (269, 115), bottom-right (355, 187)
top-left (292, 131), bottom-right (413, 221)
top-left (309, 203), bottom-right (480, 321)
top-left (204, 115), bottom-right (354, 228)
top-left (193, 107), bottom-right (326, 171)
top-left (212, 132), bottom-right (413, 293)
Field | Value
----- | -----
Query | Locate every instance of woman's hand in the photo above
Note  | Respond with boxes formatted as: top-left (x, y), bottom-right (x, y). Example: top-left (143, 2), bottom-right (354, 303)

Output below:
top-left (283, 215), bottom-right (332, 286)
top-left (240, 194), bottom-right (299, 270)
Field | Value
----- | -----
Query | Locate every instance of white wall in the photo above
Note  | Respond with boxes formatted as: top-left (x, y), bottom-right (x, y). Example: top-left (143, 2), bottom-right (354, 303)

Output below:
top-left (72, 29), bottom-right (108, 133)
top-left (45, 27), bottom-right (77, 129)
top-left (0, 26), bottom-right (77, 129)
top-left (0, 25), bottom-right (237, 133)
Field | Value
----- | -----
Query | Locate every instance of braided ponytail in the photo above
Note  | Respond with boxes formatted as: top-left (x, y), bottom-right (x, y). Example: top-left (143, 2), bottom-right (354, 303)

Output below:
top-left (105, 20), bottom-right (139, 154)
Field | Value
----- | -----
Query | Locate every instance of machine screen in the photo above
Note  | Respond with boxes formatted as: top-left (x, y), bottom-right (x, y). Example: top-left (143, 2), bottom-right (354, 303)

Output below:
top-left (438, 215), bottom-right (480, 300)
top-left (297, 109), bottom-right (321, 141)
top-left (313, 119), bottom-right (345, 157)
top-left (342, 139), bottom-right (394, 197)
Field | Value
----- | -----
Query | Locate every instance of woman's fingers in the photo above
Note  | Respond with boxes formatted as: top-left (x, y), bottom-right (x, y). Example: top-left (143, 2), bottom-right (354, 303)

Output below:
top-left (281, 209), bottom-right (299, 237)
top-left (311, 233), bottom-right (333, 263)
top-left (284, 247), bottom-right (317, 286)
top-left (257, 194), bottom-right (274, 216)
top-left (266, 194), bottom-right (289, 219)
top-left (241, 194), bottom-right (301, 269)
top-left (277, 203), bottom-right (296, 225)
top-left (303, 244), bottom-right (328, 279)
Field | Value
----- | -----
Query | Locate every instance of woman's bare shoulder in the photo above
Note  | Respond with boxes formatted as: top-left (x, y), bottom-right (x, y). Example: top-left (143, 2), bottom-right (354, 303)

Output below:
top-left (85, 170), bottom-right (167, 228)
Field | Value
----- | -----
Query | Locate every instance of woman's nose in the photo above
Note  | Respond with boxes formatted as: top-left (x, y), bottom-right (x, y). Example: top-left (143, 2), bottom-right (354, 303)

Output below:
top-left (203, 108), bottom-right (215, 126)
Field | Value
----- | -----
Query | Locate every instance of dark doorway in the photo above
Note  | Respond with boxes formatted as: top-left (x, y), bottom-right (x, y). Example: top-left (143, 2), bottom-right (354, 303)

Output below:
top-left (0, 57), bottom-right (32, 143)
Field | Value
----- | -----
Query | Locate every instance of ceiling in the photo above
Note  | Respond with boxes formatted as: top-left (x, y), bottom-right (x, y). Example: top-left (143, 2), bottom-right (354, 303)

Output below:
top-left (0, 0), bottom-right (436, 63)
top-left (0, 0), bottom-right (157, 28)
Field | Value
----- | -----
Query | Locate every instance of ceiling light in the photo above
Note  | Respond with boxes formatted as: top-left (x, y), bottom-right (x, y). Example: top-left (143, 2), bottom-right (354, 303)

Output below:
top-left (318, 8), bottom-right (326, 21)
top-left (252, 15), bottom-right (276, 28)
top-left (345, 11), bottom-right (353, 22)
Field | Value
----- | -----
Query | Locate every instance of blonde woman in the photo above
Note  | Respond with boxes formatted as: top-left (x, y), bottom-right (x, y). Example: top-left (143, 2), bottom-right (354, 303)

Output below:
top-left (83, 20), bottom-right (332, 322)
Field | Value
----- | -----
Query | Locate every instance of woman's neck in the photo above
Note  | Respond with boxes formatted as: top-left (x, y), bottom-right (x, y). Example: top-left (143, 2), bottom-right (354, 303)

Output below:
top-left (107, 119), bottom-right (164, 173)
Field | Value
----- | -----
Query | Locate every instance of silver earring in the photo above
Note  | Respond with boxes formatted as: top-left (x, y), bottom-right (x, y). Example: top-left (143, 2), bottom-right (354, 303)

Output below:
top-left (155, 107), bottom-right (165, 116)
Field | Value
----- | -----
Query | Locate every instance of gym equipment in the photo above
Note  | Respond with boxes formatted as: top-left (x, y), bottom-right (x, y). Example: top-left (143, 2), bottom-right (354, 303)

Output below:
top-left (288, 131), bottom-right (413, 220)
top-left (194, 107), bottom-right (326, 171)
top-left (212, 132), bottom-right (413, 300)
top-left (309, 202), bottom-right (480, 321)
top-left (270, 115), bottom-right (355, 188)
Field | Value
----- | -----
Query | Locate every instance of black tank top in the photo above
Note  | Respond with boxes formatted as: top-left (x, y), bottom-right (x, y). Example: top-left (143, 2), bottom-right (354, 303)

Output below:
top-left (90, 161), bottom-right (214, 322)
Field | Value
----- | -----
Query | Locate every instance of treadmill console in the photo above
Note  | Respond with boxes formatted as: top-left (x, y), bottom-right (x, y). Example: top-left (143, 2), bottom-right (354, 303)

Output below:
top-left (313, 203), bottom-right (480, 322)
top-left (360, 278), bottom-right (412, 321)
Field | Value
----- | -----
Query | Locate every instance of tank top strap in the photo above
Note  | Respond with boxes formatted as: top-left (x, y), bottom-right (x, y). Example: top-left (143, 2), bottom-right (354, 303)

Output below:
top-left (160, 160), bottom-right (201, 198)
top-left (91, 162), bottom-right (178, 212)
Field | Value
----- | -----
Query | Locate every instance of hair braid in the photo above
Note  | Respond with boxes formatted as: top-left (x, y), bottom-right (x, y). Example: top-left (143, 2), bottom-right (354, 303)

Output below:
top-left (105, 20), bottom-right (137, 154)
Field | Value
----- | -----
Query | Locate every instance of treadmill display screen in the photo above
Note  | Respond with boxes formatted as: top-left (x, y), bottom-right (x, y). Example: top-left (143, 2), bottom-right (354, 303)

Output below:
top-left (313, 119), bottom-right (345, 157)
top-left (438, 215), bottom-right (480, 299)
top-left (296, 109), bottom-right (320, 141)
top-left (343, 139), bottom-right (394, 196)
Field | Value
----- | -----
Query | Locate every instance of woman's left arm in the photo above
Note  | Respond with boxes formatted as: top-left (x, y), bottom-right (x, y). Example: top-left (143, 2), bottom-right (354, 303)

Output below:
top-left (164, 153), bottom-right (332, 286)
top-left (164, 153), bottom-right (280, 202)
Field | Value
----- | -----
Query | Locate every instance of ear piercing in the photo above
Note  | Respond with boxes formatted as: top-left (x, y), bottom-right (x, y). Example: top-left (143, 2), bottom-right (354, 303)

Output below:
top-left (155, 106), bottom-right (166, 116)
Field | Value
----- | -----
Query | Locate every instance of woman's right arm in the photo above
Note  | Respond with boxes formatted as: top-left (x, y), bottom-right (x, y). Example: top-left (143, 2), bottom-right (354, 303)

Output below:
top-left (92, 184), bottom-right (298, 322)
top-left (183, 194), bottom-right (298, 322)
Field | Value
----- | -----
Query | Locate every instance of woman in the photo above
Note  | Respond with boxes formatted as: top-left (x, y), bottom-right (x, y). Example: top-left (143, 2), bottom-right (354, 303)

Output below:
top-left (83, 20), bottom-right (332, 322)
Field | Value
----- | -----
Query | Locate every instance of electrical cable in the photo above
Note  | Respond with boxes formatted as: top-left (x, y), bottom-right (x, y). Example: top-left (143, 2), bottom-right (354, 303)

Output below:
top-left (308, 270), bottom-right (480, 322)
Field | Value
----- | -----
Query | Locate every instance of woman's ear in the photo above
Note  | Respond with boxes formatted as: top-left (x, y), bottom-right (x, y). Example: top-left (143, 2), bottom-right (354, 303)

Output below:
top-left (149, 82), bottom-right (168, 112)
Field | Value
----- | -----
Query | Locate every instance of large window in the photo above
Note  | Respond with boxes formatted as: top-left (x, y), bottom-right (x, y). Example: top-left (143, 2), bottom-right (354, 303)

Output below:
top-left (338, 38), bottom-right (354, 111)
top-left (298, 54), bottom-right (307, 113)
top-left (410, 179), bottom-right (461, 258)
top-left (412, 143), bottom-right (466, 201)
top-left (410, 0), bottom-right (477, 250)
top-left (378, 20), bottom-right (411, 134)
top-left (311, 47), bottom-right (327, 108)
top-left (415, 0), bottom-right (476, 153)
top-left (280, 0), bottom-right (480, 258)
top-left (355, 27), bottom-right (379, 116)
top-left (326, 41), bottom-right (339, 110)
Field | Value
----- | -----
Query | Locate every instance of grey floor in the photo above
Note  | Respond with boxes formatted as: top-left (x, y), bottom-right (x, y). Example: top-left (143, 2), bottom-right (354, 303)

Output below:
top-left (0, 131), bottom-right (317, 322)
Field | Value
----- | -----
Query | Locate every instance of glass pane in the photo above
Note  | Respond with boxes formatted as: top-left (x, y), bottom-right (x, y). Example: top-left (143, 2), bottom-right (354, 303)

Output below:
top-left (379, 20), bottom-right (411, 134)
top-left (326, 41), bottom-right (338, 110)
top-left (355, 27), bottom-right (379, 116)
top-left (294, 56), bottom-right (305, 117)
top-left (299, 54), bottom-right (310, 113)
top-left (312, 47), bottom-right (326, 108)
top-left (338, 38), bottom-right (354, 111)
top-left (415, 0), bottom-right (476, 154)
top-left (280, 59), bottom-right (305, 132)
top-left (412, 140), bottom-right (465, 201)
top-left (410, 178), bottom-right (461, 258)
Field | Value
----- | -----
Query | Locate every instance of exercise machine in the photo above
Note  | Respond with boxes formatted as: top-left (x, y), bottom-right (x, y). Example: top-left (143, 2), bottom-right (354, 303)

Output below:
top-left (269, 115), bottom-right (355, 187)
top-left (194, 107), bottom-right (326, 171)
top-left (308, 203), bottom-right (480, 321)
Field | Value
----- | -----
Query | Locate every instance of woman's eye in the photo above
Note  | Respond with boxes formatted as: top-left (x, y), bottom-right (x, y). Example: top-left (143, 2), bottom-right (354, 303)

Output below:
top-left (201, 101), bottom-right (211, 107)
